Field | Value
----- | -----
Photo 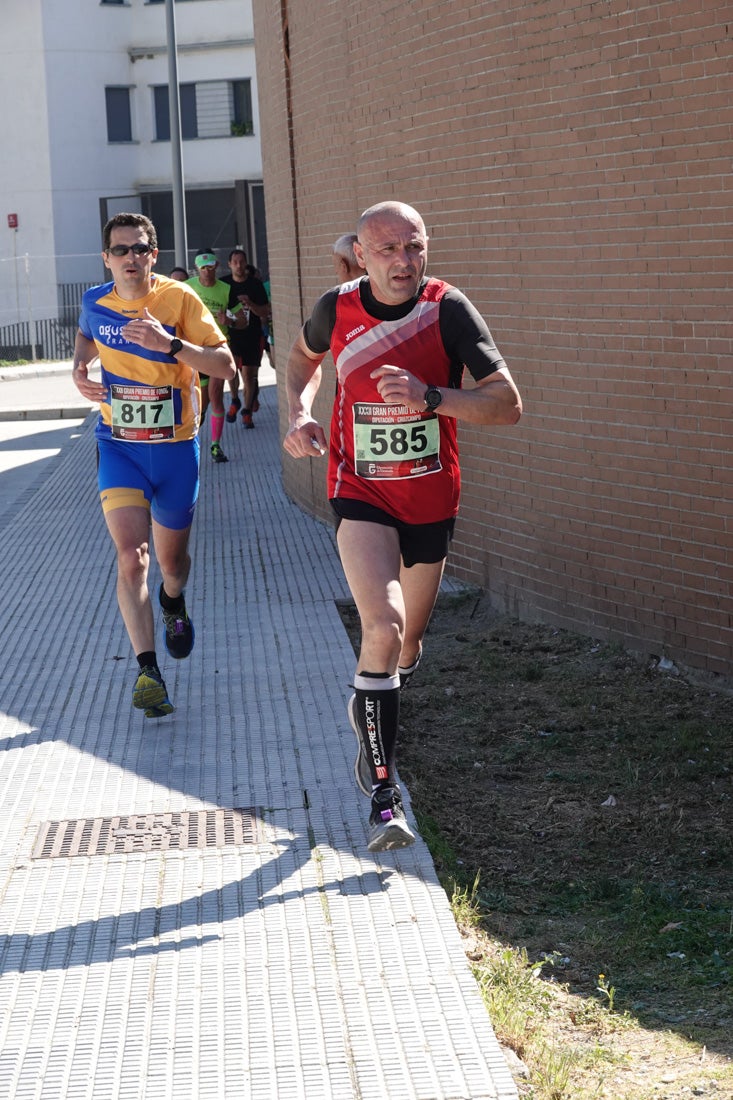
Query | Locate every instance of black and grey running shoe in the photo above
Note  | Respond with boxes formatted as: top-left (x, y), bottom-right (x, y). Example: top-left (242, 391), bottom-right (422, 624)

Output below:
top-left (367, 785), bottom-right (415, 852)
top-left (160, 585), bottom-right (195, 660)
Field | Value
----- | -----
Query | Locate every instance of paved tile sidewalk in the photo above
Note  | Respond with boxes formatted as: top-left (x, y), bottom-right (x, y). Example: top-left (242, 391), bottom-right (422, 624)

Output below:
top-left (0, 370), bottom-right (517, 1099)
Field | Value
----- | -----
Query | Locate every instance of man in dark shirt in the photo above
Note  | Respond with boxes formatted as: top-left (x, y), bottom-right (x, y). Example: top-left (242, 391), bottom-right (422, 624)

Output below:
top-left (221, 248), bottom-right (270, 428)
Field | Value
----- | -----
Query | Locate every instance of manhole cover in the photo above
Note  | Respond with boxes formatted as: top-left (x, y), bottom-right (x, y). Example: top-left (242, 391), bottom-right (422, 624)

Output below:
top-left (32, 808), bottom-right (264, 859)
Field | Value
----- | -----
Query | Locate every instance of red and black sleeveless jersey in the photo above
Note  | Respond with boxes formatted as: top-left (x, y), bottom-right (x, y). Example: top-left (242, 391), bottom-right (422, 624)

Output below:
top-left (327, 278), bottom-right (461, 523)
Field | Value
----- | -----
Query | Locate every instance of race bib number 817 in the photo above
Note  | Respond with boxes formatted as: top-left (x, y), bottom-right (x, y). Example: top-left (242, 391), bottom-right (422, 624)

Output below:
top-left (110, 384), bottom-right (175, 441)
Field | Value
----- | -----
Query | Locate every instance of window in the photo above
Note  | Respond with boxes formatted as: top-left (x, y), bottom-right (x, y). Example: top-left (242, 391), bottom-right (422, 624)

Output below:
top-left (154, 84), bottom-right (198, 141)
top-left (153, 80), bottom-right (253, 140)
top-left (231, 80), bottom-right (253, 136)
top-left (105, 86), bottom-right (133, 142)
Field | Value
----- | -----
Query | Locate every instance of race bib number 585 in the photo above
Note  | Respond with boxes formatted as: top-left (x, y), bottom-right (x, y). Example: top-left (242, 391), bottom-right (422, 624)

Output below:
top-left (353, 402), bottom-right (442, 480)
top-left (110, 384), bottom-right (175, 441)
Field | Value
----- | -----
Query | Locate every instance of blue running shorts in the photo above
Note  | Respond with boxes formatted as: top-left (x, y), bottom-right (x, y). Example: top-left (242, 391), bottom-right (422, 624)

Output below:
top-left (97, 437), bottom-right (200, 531)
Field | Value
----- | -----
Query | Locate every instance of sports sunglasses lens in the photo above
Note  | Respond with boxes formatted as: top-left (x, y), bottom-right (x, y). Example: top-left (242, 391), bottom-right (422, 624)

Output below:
top-left (109, 244), bottom-right (150, 257)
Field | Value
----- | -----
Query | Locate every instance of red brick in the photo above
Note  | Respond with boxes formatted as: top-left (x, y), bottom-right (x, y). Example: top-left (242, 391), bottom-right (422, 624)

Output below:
top-left (253, 0), bottom-right (733, 678)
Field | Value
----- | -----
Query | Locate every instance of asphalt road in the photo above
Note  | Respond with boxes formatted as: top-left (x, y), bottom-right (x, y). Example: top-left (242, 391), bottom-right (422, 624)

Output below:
top-left (0, 362), bottom-right (90, 526)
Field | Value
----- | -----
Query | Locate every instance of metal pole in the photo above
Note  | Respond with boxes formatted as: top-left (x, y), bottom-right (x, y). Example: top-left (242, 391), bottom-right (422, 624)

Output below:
top-left (165, 0), bottom-right (188, 268)
top-left (12, 229), bottom-right (20, 321)
top-left (24, 254), bottom-right (37, 361)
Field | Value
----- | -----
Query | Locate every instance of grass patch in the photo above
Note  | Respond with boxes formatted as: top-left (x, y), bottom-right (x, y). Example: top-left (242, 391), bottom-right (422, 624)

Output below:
top-left (338, 594), bottom-right (733, 1097)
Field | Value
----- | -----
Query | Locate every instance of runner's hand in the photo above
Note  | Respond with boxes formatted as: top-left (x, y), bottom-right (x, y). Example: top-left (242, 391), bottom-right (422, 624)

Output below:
top-left (283, 419), bottom-right (327, 458)
top-left (121, 308), bottom-right (170, 352)
top-left (72, 360), bottom-right (107, 403)
top-left (371, 364), bottom-right (425, 409)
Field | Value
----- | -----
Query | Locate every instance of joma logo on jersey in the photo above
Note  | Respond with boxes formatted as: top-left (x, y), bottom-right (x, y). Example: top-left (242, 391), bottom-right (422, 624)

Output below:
top-left (345, 324), bottom-right (366, 341)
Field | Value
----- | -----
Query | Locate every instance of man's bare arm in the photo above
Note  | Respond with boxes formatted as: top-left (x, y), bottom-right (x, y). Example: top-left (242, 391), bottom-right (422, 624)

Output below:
top-left (71, 330), bottom-right (107, 402)
top-left (121, 308), bottom-right (235, 380)
top-left (283, 330), bottom-right (327, 457)
top-left (371, 364), bottom-right (522, 426)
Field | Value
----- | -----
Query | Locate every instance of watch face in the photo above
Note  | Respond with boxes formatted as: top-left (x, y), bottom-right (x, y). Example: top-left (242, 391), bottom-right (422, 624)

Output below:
top-left (425, 387), bottom-right (442, 410)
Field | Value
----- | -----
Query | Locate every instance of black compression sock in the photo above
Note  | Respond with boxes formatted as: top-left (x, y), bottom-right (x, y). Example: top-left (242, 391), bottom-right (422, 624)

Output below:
top-left (353, 671), bottom-right (401, 786)
top-left (159, 583), bottom-right (185, 613)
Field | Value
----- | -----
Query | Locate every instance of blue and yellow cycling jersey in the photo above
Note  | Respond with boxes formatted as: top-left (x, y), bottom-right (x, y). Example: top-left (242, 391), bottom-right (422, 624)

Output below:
top-left (78, 274), bottom-right (226, 442)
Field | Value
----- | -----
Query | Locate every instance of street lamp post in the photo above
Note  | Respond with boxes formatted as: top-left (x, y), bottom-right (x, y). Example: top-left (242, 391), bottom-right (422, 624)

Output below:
top-left (165, 0), bottom-right (188, 269)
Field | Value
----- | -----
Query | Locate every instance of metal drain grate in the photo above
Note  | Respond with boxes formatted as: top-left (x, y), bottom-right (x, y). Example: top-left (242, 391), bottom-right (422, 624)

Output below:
top-left (32, 808), bottom-right (264, 859)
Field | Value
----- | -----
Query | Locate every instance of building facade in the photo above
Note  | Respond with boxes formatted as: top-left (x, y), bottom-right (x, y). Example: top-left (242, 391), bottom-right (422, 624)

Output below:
top-left (0, 0), bottom-right (265, 359)
top-left (252, 0), bottom-right (733, 678)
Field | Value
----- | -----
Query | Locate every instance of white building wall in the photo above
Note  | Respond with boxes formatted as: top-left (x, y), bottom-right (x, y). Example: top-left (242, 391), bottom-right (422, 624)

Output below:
top-left (130, 42), bottom-right (261, 186)
top-left (0, 5), bottom-right (57, 329)
top-left (0, 0), bottom-right (262, 344)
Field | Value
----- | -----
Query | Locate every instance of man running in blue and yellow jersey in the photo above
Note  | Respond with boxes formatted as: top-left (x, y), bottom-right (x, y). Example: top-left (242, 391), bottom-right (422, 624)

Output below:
top-left (72, 212), bottom-right (235, 717)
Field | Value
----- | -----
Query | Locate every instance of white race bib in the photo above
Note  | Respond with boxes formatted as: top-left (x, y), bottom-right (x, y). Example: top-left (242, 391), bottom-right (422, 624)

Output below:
top-left (110, 384), bottom-right (175, 441)
top-left (352, 402), bottom-right (442, 480)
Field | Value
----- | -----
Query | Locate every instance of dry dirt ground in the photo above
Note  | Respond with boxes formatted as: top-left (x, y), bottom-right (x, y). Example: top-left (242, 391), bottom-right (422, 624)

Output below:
top-left (339, 589), bottom-right (732, 1099)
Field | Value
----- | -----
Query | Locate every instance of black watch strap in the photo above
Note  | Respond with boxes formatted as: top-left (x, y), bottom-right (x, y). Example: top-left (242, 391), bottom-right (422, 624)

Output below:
top-left (169, 337), bottom-right (183, 357)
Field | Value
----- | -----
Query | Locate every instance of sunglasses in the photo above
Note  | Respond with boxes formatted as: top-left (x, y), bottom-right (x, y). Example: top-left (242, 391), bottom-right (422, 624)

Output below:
top-left (107, 243), bottom-right (153, 257)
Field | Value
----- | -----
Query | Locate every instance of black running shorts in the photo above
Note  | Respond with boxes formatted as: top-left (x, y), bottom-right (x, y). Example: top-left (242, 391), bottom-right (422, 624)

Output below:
top-left (330, 498), bottom-right (455, 567)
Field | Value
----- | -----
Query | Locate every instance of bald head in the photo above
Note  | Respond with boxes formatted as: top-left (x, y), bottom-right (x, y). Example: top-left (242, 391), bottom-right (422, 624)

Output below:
top-left (354, 201), bottom-right (429, 305)
top-left (357, 201), bottom-right (426, 238)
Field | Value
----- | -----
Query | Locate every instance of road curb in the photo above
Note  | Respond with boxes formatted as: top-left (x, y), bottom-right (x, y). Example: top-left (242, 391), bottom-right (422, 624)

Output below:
top-left (0, 361), bottom-right (73, 383)
top-left (0, 406), bottom-right (93, 422)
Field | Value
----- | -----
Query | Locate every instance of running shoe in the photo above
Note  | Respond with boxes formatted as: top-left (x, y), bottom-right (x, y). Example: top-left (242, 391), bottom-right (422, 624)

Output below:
top-left (241, 410), bottom-right (254, 429)
top-left (159, 585), bottom-right (195, 659)
top-left (226, 398), bottom-right (241, 423)
top-left (132, 666), bottom-right (174, 716)
top-left (367, 785), bottom-right (415, 852)
top-left (252, 397), bottom-right (260, 413)
top-left (211, 442), bottom-right (229, 463)
top-left (347, 693), bottom-right (372, 797)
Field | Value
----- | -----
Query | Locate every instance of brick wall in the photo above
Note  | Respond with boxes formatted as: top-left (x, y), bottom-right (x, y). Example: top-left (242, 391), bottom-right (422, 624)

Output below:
top-left (253, 0), bottom-right (733, 677)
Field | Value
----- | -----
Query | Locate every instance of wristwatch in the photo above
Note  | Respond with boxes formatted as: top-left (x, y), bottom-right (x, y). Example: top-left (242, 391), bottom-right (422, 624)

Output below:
top-left (168, 337), bottom-right (183, 357)
top-left (424, 385), bottom-right (443, 411)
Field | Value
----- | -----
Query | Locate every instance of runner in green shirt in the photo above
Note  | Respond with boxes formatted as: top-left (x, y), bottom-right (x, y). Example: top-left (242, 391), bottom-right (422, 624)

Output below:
top-left (187, 250), bottom-right (239, 462)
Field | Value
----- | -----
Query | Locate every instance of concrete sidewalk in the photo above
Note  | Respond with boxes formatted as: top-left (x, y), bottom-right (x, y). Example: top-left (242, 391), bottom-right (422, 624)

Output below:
top-left (0, 363), bottom-right (517, 1099)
